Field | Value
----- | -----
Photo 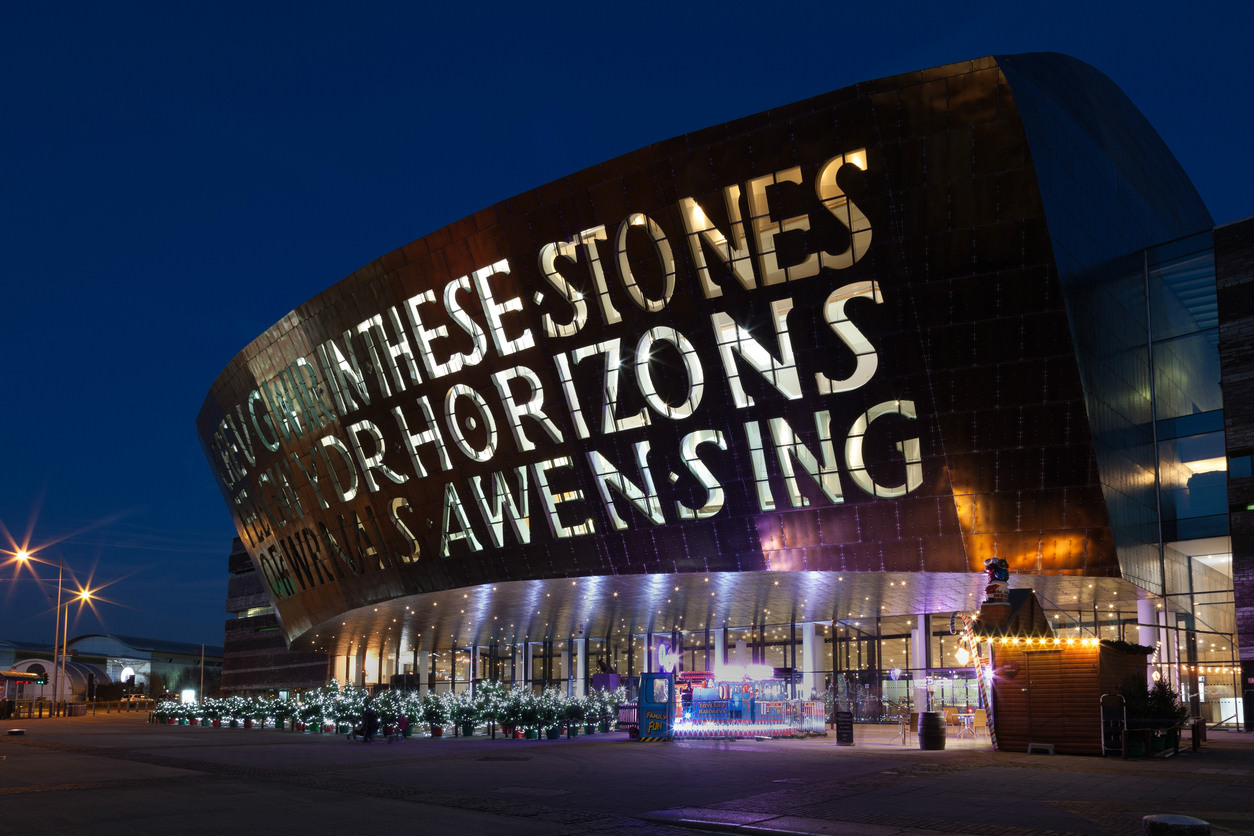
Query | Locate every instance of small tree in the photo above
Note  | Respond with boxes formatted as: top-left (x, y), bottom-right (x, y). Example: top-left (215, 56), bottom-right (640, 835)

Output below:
top-left (331, 685), bottom-right (368, 729)
top-left (373, 690), bottom-right (403, 727)
top-left (591, 686), bottom-right (626, 727)
top-left (1147, 680), bottom-right (1189, 724)
top-left (498, 686), bottom-right (528, 732)
top-left (515, 690), bottom-right (540, 733)
top-left (269, 696), bottom-right (294, 729)
top-left (1121, 675), bottom-right (1189, 726)
top-left (447, 690), bottom-right (478, 731)
top-left (153, 699), bottom-right (179, 722)
top-left (201, 697), bottom-right (223, 722)
top-left (224, 695), bottom-right (250, 726)
top-left (474, 680), bottom-right (507, 734)
top-left (563, 694), bottom-right (587, 729)
top-left (400, 690), bottom-right (423, 728)
top-left (422, 692), bottom-right (448, 730)
top-left (296, 694), bottom-right (324, 730)
top-left (536, 688), bottom-right (564, 733)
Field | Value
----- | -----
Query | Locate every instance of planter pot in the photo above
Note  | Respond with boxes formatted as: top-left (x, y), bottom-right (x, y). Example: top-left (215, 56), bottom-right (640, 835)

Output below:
top-left (514, 729), bottom-right (524, 739)
top-left (525, 729), bottom-right (537, 739)
top-left (295, 722), bottom-right (305, 732)
top-left (461, 722), bottom-right (474, 738)
top-left (229, 719), bottom-right (239, 728)
top-left (545, 727), bottom-right (561, 740)
top-left (599, 721), bottom-right (610, 733)
top-left (243, 719), bottom-right (253, 729)
top-left (584, 724), bottom-right (596, 735)
top-left (501, 724), bottom-right (515, 737)
top-left (212, 719), bottom-right (221, 728)
top-left (1150, 730), bottom-right (1173, 754)
top-left (201, 718), bottom-right (210, 727)
top-left (430, 725), bottom-right (444, 737)
top-left (402, 724), bottom-right (413, 738)
top-left (566, 725), bottom-right (578, 738)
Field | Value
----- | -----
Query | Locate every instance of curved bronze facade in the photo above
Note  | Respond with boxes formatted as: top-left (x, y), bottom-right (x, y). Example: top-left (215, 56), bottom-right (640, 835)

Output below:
top-left (197, 54), bottom-right (1211, 656)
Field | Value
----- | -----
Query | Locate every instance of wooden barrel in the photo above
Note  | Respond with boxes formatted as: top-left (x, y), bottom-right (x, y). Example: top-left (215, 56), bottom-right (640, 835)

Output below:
top-left (918, 711), bottom-right (946, 750)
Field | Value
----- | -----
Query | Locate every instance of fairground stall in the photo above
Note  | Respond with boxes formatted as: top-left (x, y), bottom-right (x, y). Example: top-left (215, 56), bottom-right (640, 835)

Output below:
top-left (627, 668), bottom-right (826, 739)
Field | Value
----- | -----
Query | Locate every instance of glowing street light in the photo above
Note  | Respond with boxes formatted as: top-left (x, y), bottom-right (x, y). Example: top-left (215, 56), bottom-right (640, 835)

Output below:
top-left (11, 548), bottom-right (67, 711)
top-left (9, 547), bottom-right (99, 714)
top-left (58, 585), bottom-right (90, 706)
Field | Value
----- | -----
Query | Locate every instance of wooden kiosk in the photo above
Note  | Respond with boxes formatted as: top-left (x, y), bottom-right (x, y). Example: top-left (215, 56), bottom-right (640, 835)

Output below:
top-left (975, 590), bottom-right (1147, 756)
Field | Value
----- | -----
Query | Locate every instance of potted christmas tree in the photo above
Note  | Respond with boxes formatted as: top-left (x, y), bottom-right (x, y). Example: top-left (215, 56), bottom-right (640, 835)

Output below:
top-left (517, 690), bottom-right (540, 739)
top-left (1123, 678), bottom-right (1189, 756)
top-left (563, 694), bottom-right (586, 738)
top-left (423, 692), bottom-right (448, 737)
top-left (474, 680), bottom-right (507, 738)
top-left (538, 689), bottom-right (564, 739)
top-left (448, 691), bottom-right (479, 737)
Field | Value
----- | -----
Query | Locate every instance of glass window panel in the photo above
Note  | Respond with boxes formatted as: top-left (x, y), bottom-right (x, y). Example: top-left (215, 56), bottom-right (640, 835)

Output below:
top-left (1158, 431), bottom-right (1229, 521)
top-left (1153, 331), bottom-right (1223, 420)
top-left (1148, 247), bottom-right (1216, 341)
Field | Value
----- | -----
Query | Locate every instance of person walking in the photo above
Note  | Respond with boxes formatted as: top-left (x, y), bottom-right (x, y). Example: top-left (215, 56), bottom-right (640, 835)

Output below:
top-left (362, 698), bottom-right (379, 743)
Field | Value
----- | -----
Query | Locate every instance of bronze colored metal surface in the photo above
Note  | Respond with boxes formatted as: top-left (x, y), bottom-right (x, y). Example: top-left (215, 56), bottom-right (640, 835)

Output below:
top-left (197, 53), bottom-right (1210, 654)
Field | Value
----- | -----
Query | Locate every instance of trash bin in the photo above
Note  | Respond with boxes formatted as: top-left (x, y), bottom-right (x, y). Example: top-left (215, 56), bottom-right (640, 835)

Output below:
top-left (918, 711), bottom-right (946, 750)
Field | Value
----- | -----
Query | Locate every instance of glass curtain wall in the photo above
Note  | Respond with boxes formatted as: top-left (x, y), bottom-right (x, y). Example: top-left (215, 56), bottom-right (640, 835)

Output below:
top-left (1063, 231), bottom-right (1236, 722)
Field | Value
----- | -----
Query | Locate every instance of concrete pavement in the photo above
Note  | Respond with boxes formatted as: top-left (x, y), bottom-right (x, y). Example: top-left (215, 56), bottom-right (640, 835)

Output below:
top-left (1, 713), bottom-right (1250, 835)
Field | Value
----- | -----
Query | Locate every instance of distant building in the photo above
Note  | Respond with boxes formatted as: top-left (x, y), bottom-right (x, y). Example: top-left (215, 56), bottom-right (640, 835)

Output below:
top-left (2, 635), bottom-right (222, 702)
top-left (69, 634), bottom-right (222, 698)
top-left (222, 537), bottom-right (329, 694)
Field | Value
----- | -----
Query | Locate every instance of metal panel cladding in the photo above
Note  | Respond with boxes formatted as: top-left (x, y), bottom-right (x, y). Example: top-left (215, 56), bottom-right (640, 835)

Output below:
top-left (198, 56), bottom-right (1133, 643)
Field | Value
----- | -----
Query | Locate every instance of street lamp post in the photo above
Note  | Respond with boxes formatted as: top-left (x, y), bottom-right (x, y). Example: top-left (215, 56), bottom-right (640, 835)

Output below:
top-left (14, 548), bottom-right (81, 715)
top-left (52, 556), bottom-right (65, 715)
top-left (61, 587), bottom-right (92, 715)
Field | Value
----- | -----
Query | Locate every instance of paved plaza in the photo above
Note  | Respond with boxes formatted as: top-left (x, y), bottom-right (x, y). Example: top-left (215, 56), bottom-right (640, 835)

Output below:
top-left (1, 713), bottom-right (1250, 835)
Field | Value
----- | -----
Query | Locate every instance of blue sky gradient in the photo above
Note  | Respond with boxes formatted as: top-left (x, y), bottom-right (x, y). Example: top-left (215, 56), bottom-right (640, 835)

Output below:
top-left (2, 1), bottom-right (1250, 647)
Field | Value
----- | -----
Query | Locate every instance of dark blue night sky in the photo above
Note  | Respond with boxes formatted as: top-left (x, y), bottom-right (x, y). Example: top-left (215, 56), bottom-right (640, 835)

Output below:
top-left (2, 2), bottom-right (1250, 648)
